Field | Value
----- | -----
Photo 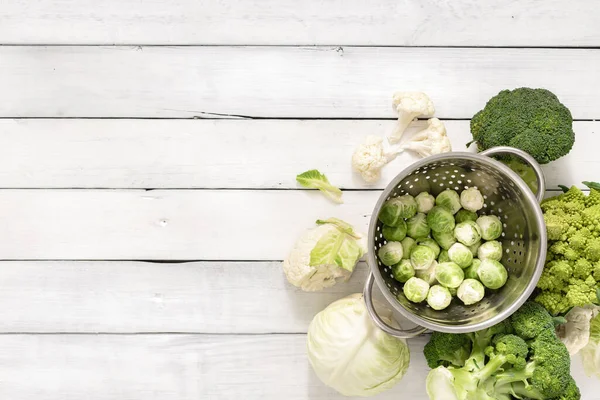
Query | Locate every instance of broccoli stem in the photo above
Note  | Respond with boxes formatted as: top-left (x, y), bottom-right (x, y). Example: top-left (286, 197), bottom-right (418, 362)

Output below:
top-left (494, 381), bottom-right (544, 400)
top-left (473, 355), bottom-right (508, 384)
top-left (493, 361), bottom-right (535, 387)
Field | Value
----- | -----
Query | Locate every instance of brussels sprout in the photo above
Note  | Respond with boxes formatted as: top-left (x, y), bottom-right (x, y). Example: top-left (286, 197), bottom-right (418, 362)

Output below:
top-left (476, 215), bottom-right (503, 241)
top-left (460, 187), bottom-right (484, 212)
top-left (427, 206), bottom-right (456, 233)
top-left (400, 237), bottom-right (416, 260)
top-left (477, 259), bottom-right (508, 289)
top-left (467, 241), bottom-right (482, 256)
top-left (438, 249), bottom-right (451, 263)
top-left (454, 221), bottom-right (482, 246)
top-left (435, 262), bottom-right (465, 288)
top-left (392, 259), bottom-right (415, 283)
top-left (403, 277), bottom-right (430, 303)
top-left (378, 242), bottom-right (404, 266)
top-left (447, 286), bottom-right (458, 296)
top-left (457, 279), bottom-right (486, 305)
top-left (464, 259), bottom-right (481, 280)
top-left (416, 260), bottom-right (438, 285)
top-left (418, 238), bottom-right (441, 258)
top-left (382, 222), bottom-right (407, 242)
top-left (477, 240), bottom-right (503, 261)
top-left (436, 190), bottom-right (462, 215)
top-left (455, 209), bottom-right (478, 223)
top-left (448, 243), bottom-right (473, 268)
top-left (410, 245), bottom-right (436, 270)
top-left (427, 285), bottom-right (453, 311)
top-left (407, 213), bottom-right (431, 239)
top-left (432, 230), bottom-right (457, 250)
top-left (415, 192), bottom-right (435, 213)
top-left (378, 195), bottom-right (417, 226)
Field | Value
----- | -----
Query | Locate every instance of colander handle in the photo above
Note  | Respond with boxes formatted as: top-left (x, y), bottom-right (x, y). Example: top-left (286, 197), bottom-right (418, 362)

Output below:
top-left (363, 273), bottom-right (428, 338)
top-left (479, 146), bottom-right (546, 203)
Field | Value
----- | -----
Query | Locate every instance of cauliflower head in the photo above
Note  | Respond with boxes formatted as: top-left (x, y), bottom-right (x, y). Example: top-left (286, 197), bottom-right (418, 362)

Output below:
top-left (283, 218), bottom-right (366, 291)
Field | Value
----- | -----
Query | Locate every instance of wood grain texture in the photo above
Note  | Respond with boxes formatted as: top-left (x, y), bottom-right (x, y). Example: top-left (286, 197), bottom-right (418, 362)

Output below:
top-left (0, 189), bottom-right (572, 260)
top-left (0, 334), bottom-right (596, 400)
top-left (1, 0), bottom-right (598, 46)
top-left (0, 119), bottom-right (593, 189)
top-left (0, 261), bottom-right (375, 333)
top-left (1, 46), bottom-right (599, 118)
top-left (0, 189), bottom-right (377, 260)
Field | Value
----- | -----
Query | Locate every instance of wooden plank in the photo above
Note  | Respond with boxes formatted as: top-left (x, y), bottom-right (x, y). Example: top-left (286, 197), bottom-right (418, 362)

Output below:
top-left (0, 119), bottom-right (594, 190)
top-left (0, 189), bottom-right (377, 260)
top-left (1, 0), bottom-right (598, 46)
top-left (0, 334), bottom-right (596, 400)
top-left (0, 261), bottom-right (375, 333)
top-left (0, 189), bottom-right (578, 260)
top-left (1, 46), bottom-right (599, 118)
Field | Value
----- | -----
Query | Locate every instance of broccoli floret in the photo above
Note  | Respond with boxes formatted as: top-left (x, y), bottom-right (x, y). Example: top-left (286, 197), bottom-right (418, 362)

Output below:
top-left (470, 88), bottom-right (575, 164)
top-left (510, 301), bottom-right (554, 339)
top-left (424, 302), bottom-right (580, 399)
top-left (423, 331), bottom-right (471, 369)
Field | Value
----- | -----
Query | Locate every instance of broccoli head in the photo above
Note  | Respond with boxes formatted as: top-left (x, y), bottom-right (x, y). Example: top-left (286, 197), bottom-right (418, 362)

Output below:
top-left (424, 301), bottom-right (580, 399)
top-left (471, 88), bottom-right (574, 164)
top-left (424, 331), bottom-right (471, 369)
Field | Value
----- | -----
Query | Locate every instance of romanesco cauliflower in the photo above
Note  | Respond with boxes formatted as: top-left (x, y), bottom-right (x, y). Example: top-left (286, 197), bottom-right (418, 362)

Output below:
top-left (536, 186), bottom-right (600, 314)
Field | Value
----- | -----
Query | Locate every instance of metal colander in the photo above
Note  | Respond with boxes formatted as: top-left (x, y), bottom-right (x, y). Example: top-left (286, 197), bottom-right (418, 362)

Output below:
top-left (364, 147), bottom-right (547, 337)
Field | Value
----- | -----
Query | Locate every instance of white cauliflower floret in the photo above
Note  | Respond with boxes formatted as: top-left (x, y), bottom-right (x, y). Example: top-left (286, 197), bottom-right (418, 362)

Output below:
top-left (558, 305), bottom-right (600, 355)
top-left (351, 135), bottom-right (398, 183)
top-left (283, 219), bottom-right (366, 291)
top-left (399, 118), bottom-right (452, 157)
top-left (389, 92), bottom-right (435, 144)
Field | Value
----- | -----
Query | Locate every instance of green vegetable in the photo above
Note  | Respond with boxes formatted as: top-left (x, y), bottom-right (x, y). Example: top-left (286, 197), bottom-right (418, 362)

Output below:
top-left (437, 251), bottom-right (450, 265)
top-left (378, 242), bottom-right (404, 266)
top-left (427, 285), bottom-right (453, 310)
top-left (416, 191), bottom-right (435, 213)
top-left (436, 190), bottom-right (462, 214)
top-left (296, 169), bottom-right (343, 203)
top-left (379, 195), bottom-right (418, 226)
top-left (427, 206), bottom-right (456, 233)
top-left (406, 212), bottom-right (431, 239)
top-left (410, 245), bottom-right (436, 270)
top-left (467, 240), bottom-right (482, 257)
top-left (477, 259), bottom-right (508, 289)
top-left (404, 277), bottom-right (430, 303)
top-left (424, 301), bottom-right (581, 400)
top-left (455, 209), bottom-right (477, 223)
top-left (454, 221), bottom-right (482, 246)
top-left (470, 87), bottom-right (575, 164)
top-left (382, 222), bottom-right (407, 242)
top-left (457, 279), bottom-right (485, 305)
top-left (400, 237), bottom-right (416, 260)
top-left (464, 259), bottom-right (481, 280)
top-left (536, 186), bottom-right (600, 314)
top-left (283, 218), bottom-right (366, 291)
top-left (448, 243), bottom-right (473, 269)
top-left (392, 259), bottom-right (415, 283)
top-left (460, 187), bottom-right (484, 212)
top-left (432, 230), bottom-right (456, 250)
top-left (418, 238), bottom-right (441, 258)
top-left (435, 262), bottom-right (464, 289)
top-left (476, 215), bottom-right (503, 241)
top-left (307, 293), bottom-right (411, 396)
top-left (477, 240), bottom-right (503, 261)
top-left (416, 261), bottom-right (438, 285)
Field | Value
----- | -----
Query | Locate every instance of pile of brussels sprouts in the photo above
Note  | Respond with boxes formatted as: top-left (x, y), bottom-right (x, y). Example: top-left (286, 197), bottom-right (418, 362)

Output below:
top-left (377, 187), bottom-right (507, 311)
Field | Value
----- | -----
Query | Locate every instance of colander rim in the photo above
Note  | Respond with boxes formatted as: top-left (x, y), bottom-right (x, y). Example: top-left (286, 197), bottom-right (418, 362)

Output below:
top-left (367, 150), bottom-right (547, 333)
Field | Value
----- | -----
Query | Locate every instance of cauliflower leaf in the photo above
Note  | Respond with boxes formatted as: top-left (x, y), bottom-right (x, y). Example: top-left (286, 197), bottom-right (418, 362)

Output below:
top-left (296, 169), bottom-right (343, 203)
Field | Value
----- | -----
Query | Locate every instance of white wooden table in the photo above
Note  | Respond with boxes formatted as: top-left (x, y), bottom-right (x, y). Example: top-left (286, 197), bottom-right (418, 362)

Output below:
top-left (1, 1), bottom-right (599, 398)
